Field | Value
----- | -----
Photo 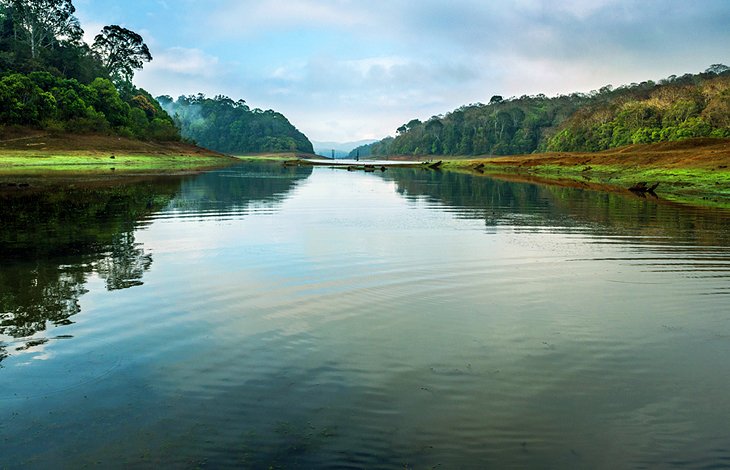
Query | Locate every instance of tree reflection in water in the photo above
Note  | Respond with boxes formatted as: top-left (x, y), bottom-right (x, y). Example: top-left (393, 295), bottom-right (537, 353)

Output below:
top-left (0, 177), bottom-right (182, 364)
top-left (95, 231), bottom-right (153, 291)
top-left (0, 163), bottom-right (314, 365)
top-left (381, 168), bottom-right (730, 245)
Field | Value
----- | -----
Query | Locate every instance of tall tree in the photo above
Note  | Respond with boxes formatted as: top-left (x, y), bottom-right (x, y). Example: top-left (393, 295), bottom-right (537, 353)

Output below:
top-left (706, 64), bottom-right (730, 75)
top-left (92, 25), bottom-right (151, 84)
top-left (1, 0), bottom-right (82, 59)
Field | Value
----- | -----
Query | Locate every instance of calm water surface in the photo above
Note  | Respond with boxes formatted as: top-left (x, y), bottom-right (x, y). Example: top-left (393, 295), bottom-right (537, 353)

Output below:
top-left (2, 163), bottom-right (730, 468)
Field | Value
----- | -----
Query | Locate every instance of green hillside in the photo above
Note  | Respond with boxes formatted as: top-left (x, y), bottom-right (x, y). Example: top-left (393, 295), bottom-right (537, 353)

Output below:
top-left (158, 95), bottom-right (314, 155)
top-left (0, 1), bottom-right (312, 154)
top-left (352, 65), bottom-right (730, 158)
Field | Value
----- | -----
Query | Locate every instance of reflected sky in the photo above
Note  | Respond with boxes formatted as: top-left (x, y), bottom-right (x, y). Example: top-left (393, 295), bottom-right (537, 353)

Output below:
top-left (2, 164), bottom-right (730, 468)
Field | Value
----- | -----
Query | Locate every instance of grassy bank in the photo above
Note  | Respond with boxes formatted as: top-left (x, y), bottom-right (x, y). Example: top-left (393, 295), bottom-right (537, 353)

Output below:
top-left (439, 138), bottom-right (730, 208)
top-left (0, 131), bottom-right (239, 179)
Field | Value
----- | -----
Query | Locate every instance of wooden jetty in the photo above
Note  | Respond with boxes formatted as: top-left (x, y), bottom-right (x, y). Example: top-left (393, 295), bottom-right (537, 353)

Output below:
top-left (300, 159), bottom-right (431, 170)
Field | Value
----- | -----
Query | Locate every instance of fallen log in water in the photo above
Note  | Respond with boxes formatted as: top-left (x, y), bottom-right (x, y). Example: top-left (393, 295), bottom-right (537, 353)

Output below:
top-left (629, 182), bottom-right (659, 194)
top-left (345, 165), bottom-right (386, 172)
top-left (629, 182), bottom-right (648, 191)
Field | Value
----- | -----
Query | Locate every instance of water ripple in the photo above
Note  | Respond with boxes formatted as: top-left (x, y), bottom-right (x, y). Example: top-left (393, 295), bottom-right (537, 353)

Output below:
top-left (2, 166), bottom-right (730, 468)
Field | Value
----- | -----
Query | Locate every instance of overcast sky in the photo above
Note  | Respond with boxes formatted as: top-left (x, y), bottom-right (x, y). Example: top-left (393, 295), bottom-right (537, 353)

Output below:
top-left (75, 0), bottom-right (730, 142)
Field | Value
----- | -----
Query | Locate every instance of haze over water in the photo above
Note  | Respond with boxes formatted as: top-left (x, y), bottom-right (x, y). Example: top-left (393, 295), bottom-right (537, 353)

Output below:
top-left (2, 163), bottom-right (730, 468)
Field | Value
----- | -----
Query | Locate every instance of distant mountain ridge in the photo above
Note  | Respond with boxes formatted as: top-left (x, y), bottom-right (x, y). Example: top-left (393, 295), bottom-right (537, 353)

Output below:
top-left (312, 139), bottom-right (377, 158)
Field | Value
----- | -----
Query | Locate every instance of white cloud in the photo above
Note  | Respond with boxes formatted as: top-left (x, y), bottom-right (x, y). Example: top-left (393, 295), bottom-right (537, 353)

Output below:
top-left (149, 47), bottom-right (220, 76)
top-left (510, 0), bottom-right (623, 20)
top-left (247, 53), bottom-right (486, 141)
top-left (77, 0), bottom-right (730, 141)
top-left (134, 47), bottom-right (226, 98)
top-left (208, 0), bottom-right (369, 36)
top-left (266, 55), bottom-right (478, 97)
top-left (79, 18), bottom-right (105, 46)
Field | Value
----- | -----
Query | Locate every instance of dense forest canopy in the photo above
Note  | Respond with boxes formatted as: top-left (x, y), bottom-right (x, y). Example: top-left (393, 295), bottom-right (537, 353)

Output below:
top-left (0, 0), bottom-right (178, 140)
top-left (0, 0), bottom-right (312, 152)
top-left (158, 94), bottom-right (314, 154)
top-left (351, 65), bottom-right (730, 158)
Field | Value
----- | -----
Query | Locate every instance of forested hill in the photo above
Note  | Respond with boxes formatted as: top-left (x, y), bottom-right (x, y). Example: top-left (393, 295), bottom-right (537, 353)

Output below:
top-left (0, 1), bottom-right (312, 154)
top-left (351, 65), bottom-right (730, 158)
top-left (158, 95), bottom-right (314, 155)
top-left (0, 0), bottom-right (178, 141)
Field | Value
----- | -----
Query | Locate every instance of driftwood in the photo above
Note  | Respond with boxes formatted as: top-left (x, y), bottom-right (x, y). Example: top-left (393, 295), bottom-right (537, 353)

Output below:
top-left (345, 165), bottom-right (386, 172)
top-left (629, 182), bottom-right (659, 194)
top-left (426, 160), bottom-right (443, 169)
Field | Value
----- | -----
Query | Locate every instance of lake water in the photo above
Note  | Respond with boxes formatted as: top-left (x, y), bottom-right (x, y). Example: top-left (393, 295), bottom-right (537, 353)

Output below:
top-left (2, 163), bottom-right (730, 468)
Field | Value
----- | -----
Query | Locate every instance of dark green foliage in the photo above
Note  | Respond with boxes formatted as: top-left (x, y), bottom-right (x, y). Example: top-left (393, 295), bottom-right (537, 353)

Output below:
top-left (354, 67), bottom-right (730, 157)
top-left (547, 70), bottom-right (730, 151)
top-left (0, 0), bottom-right (82, 60)
top-left (0, 0), bottom-right (179, 141)
top-left (0, 70), bottom-right (180, 139)
top-left (353, 93), bottom-right (590, 157)
top-left (161, 94), bottom-right (314, 154)
top-left (92, 25), bottom-right (152, 84)
top-left (0, 0), bottom-right (93, 81)
top-left (0, 73), bottom-right (55, 124)
top-left (0, 1), bottom-right (308, 148)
